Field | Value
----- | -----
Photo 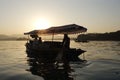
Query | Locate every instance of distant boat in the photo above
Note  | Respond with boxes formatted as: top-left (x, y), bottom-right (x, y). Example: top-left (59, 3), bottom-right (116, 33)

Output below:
top-left (75, 39), bottom-right (89, 43)
top-left (24, 24), bottom-right (87, 64)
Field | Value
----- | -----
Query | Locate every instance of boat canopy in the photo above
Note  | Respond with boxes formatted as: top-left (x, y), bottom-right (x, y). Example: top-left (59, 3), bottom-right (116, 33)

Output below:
top-left (24, 24), bottom-right (87, 35)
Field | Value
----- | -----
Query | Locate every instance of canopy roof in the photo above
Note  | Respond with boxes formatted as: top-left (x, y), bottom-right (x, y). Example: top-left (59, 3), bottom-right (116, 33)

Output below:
top-left (24, 24), bottom-right (87, 35)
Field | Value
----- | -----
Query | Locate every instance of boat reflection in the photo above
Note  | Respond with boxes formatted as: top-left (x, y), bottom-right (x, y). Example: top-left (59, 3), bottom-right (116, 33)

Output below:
top-left (27, 56), bottom-right (74, 80)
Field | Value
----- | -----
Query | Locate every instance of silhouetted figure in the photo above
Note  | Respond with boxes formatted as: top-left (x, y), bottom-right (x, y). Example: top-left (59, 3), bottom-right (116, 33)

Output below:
top-left (38, 37), bottom-right (42, 43)
top-left (32, 36), bottom-right (39, 48)
top-left (62, 34), bottom-right (70, 67)
top-left (62, 34), bottom-right (70, 49)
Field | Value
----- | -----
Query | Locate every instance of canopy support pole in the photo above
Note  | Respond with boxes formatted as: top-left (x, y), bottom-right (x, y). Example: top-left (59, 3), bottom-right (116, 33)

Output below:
top-left (52, 32), bottom-right (54, 42)
top-left (27, 35), bottom-right (29, 43)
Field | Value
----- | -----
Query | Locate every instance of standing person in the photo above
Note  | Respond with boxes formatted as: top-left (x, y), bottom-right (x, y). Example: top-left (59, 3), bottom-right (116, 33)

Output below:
top-left (56, 34), bottom-right (70, 68)
top-left (62, 34), bottom-right (70, 68)
top-left (62, 34), bottom-right (70, 49)
top-left (38, 37), bottom-right (42, 43)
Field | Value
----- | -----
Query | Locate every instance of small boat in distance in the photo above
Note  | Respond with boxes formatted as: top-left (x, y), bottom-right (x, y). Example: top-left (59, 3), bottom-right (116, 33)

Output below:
top-left (24, 24), bottom-right (87, 64)
top-left (75, 39), bottom-right (89, 43)
top-left (74, 34), bottom-right (89, 43)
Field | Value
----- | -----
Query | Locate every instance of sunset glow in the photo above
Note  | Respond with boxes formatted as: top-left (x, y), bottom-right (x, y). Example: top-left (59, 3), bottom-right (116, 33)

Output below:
top-left (0, 0), bottom-right (120, 34)
top-left (34, 19), bottom-right (51, 30)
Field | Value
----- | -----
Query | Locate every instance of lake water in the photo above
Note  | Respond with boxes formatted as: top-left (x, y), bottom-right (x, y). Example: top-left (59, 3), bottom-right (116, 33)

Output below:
top-left (0, 41), bottom-right (120, 80)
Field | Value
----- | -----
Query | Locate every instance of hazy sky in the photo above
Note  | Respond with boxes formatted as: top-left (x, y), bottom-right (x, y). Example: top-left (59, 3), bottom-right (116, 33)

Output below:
top-left (0, 0), bottom-right (120, 34)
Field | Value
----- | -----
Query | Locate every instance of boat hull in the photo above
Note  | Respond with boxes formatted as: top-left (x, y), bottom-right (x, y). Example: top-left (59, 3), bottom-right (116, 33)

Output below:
top-left (25, 42), bottom-right (86, 63)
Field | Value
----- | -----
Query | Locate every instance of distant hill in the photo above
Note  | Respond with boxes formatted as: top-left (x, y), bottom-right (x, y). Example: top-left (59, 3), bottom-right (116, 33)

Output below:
top-left (0, 34), bottom-right (27, 40)
top-left (76, 30), bottom-right (120, 41)
top-left (0, 34), bottom-right (15, 40)
top-left (0, 34), bottom-right (9, 38)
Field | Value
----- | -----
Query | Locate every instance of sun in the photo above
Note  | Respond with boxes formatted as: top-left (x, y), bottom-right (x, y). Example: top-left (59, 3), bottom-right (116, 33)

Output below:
top-left (34, 19), bottom-right (51, 30)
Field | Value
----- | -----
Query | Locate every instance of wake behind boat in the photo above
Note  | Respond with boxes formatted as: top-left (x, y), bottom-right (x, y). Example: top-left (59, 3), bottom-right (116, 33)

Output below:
top-left (24, 24), bottom-right (87, 64)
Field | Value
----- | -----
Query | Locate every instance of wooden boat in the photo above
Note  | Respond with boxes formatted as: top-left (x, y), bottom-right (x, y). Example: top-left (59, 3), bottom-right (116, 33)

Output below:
top-left (75, 39), bottom-right (89, 43)
top-left (24, 24), bottom-right (87, 63)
